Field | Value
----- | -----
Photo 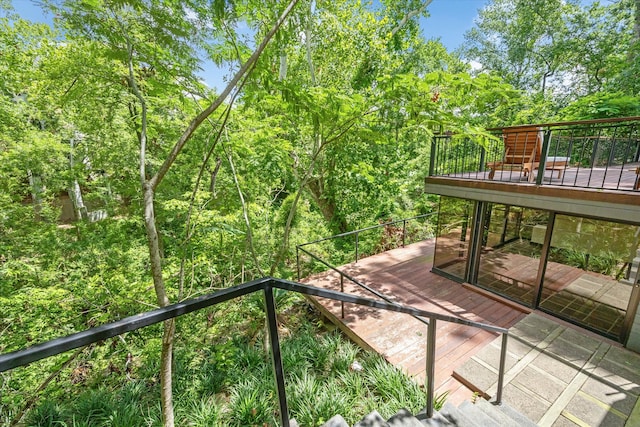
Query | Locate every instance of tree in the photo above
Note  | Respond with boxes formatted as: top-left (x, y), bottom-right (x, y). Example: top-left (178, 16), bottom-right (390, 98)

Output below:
top-left (45, 1), bottom-right (301, 425)
top-left (463, 0), bottom-right (579, 95)
top-left (463, 0), bottom-right (640, 119)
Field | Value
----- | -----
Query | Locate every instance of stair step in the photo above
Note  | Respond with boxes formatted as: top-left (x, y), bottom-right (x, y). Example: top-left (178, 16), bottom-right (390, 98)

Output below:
top-left (474, 398), bottom-right (520, 427)
top-left (458, 400), bottom-right (500, 426)
top-left (414, 408), bottom-right (457, 427)
top-left (386, 408), bottom-right (423, 427)
top-left (354, 410), bottom-right (389, 427)
top-left (439, 402), bottom-right (479, 427)
top-left (322, 397), bottom-right (537, 427)
top-left (321, 414), bottom-right (349, 427)
top-left (492, 401), bottom-right (538, 427)
top-left (416, 411), bottom-right (455, 427)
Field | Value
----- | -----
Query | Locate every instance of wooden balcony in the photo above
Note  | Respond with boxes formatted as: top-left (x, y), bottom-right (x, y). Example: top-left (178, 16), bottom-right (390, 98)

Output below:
top-left (426, 117), bottom-right (640, 221)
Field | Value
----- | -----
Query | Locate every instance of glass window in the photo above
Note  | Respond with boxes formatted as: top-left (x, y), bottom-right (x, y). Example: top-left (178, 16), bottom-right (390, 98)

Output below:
top-left (540, 216), bottom-right (640, 339)
top-left (476, 204), bottom-right (549, 307)
top-left (433, 197), bottom-right (474, 280)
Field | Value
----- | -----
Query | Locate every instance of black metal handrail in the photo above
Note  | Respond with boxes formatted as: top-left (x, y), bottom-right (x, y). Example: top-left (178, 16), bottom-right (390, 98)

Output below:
top-left (297, 213), bottom-right (436, 265)
top-left (296, 245), bottom-right (419, 323)
top-left (0, 277), bottom-right (509, 424)
top-left (295, 213), bottom-right (436, 321)
top-left (429, 117), bottom-right (640, 192)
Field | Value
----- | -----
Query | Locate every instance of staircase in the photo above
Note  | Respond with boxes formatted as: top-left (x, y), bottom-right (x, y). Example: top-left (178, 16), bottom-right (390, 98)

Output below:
top-left (293, 398), bottom-right (538, 427)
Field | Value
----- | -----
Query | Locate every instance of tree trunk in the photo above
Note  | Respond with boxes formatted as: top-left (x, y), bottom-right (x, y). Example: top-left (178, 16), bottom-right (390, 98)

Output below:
top-left (128, 3), bottom-right (301, 425)
top-left (635, 0), bottom-right (640, 42)
top-left (27, 170), bottom-right (42, 220)
top-left (68, 180), bottom-right (87, 221)
top-left (142, 183), bottom-right (174, 426)
top-left (306, 177), bottom-right (348, 233)
top-left (160, 318), bottom-right (175, 426)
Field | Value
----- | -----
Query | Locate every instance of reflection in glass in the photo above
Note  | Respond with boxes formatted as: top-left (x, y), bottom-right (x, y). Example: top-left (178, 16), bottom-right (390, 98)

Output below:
top-left (476, 205), bottom-right (548, 307)
top-left (433, 197), bottom-right (474, 280)
top-left (540, 216), bottom-right (639, 338)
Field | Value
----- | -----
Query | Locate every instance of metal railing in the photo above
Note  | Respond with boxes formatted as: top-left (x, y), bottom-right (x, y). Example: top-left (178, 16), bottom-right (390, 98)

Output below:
top-left (0, 277), bottom-right (509, 424)
top-left (296, 214), bottom-right (436, 319)
top-left (429, 117), bottom-right (640, 192)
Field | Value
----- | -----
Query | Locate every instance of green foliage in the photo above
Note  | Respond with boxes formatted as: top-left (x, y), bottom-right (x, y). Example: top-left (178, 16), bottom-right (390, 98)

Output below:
top-left (559, 92), bottom-right (640, 120)
top-left (12, 301), bottom-right (435, 427)
top-left (4, 0), bottom-right (638, 424)
top-left (460, 0), bottom-right (640, 125)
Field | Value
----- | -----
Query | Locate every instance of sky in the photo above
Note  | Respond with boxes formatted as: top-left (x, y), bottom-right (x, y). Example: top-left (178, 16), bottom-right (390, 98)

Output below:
top-left (9, 0), bottom-right (489, 90)
top-left (420, 0), bottom-right (489, 50)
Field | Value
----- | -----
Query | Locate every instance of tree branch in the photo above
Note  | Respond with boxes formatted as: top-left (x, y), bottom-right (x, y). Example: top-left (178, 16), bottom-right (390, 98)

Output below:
top-left (149, 0), bottom-right (301, 191)
top-left (390, 0), bottom-right (433, 37)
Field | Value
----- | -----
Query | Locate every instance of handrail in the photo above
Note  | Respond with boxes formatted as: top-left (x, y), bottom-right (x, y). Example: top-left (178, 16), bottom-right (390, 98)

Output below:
top-left (298, 213), bottom-right (435, 251)
top-left (0, 277), bottom-right (509, 424)
top-left (429, 117), bottom-right (640, 192)
top-left (296, 246), bottom-right (428, 326)
top-left (487, 115), bottom-right (640, 131)
top-left (295, 213), bottom-right (436, 321)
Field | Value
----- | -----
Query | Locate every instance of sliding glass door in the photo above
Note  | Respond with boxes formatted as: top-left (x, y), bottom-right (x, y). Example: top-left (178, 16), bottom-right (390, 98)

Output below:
top-left (539, 215), bottom-right (640, 339)
top-left (433, 197), bottom-right (475, 281)
top-left (475, 204), bottom-right (548, 307)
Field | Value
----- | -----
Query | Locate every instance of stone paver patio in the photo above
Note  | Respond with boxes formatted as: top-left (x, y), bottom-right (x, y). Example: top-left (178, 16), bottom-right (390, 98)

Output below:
top-left (455, 313), bottom-right (640, 426)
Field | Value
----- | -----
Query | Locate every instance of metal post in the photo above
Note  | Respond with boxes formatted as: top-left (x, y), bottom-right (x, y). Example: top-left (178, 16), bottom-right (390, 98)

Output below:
top-left (355, 232), bottom-right (359, 263)
top-left (425, 318), bottom-right (437, 418)
top-left (402, 220), bottom-right (407, 247)
top-left (495, 332), bottom-right (508, 405)
top-left (296, 247), bottom-right (300, 281)
top-left (340, 275), bottom-right (345, 319)
top-left (429, 136), bottom-right (437, 176)
top-left (536, 129), bottom-right (552, 185)
top-left (264, 285), bottom-right (289, 427)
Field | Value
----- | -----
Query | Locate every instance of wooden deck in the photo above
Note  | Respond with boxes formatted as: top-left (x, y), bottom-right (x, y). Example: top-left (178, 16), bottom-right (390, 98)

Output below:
top-left (440, 162), bottom-right (640, 192)
top-left (301, 239), bottom-right (529, 404)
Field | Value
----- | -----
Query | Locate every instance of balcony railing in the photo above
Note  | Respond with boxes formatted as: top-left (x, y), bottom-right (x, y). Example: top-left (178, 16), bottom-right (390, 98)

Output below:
top-left (296, 214), bottom-right (436, 319)
top-left (0, 277), bottom-right (508, 424)
top-left (429, 117), bottom-right (640, 192)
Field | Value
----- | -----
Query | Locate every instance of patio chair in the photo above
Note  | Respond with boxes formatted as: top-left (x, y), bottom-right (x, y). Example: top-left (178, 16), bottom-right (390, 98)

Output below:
top-left (487, 126), bottom-right (542, 182)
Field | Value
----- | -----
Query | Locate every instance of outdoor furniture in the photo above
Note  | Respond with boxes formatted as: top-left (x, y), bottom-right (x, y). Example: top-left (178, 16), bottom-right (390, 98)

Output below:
top-left (529, 156), bottom-right (569, 181)
top-left (487, 127), bottom-right (569, 183)
top-left (630, 166), bottom-right (640, 190)
top-left (487, 126), bottom-right (542, 182)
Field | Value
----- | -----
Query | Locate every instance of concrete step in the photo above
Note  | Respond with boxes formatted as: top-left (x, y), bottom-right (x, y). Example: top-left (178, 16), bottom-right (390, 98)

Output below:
top-left (386, 408), bottom-right (423, 427)
top-left (457, 400), bottom-right (500, 426)
top-left (433, 398), bottom-right (536, 427)
top-left (492, 400), bottom-right (538, 427)
top-left (474, 398), bottom-right (521, 427)
top-left (322, 397), bottom-right (535, 427)
top-left (354, 410), bottom-right (389, 427)
top-left (320, 414), bottom-right (349, 427)
top-left (438, 402), bottom-right (480, 427)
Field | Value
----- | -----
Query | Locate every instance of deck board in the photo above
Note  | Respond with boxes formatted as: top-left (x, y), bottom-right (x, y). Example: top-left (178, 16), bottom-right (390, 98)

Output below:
top-left (302, 239), bottom-right (529, 405)
top-left (443, 162), bottom-right (640, 192)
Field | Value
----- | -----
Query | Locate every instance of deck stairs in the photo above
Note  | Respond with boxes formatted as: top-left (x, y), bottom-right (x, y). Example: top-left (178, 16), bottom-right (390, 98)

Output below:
top-left (290, 398), bottom-right (537, 427)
